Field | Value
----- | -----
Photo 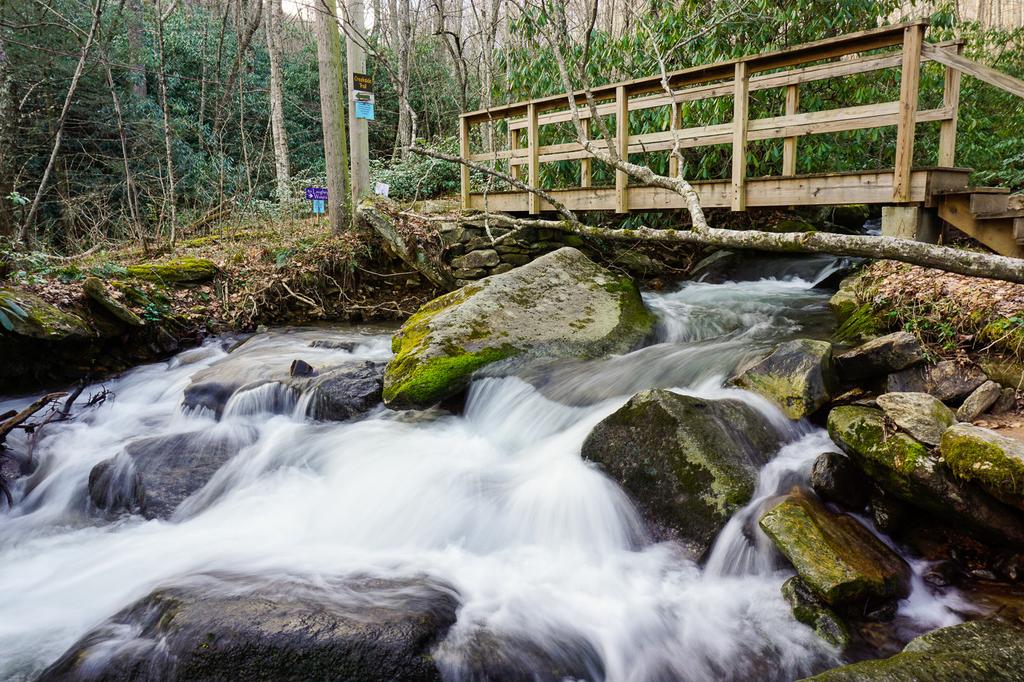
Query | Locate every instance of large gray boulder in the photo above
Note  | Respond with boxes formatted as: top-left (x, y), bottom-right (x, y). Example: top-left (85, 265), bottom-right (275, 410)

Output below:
top-left (383, 247), bottom-right (656, 409)
top-left (885, 360), bottom-right (986, 403)
top-left (941, 423), bottom-right (1024, 511)
top-left (875, 392), bottom-right (956, 446)
top-left (89, 428), bottom-right (257, 519)
top-left (38, 577), bottom-right (458, 682)
top-left (581, 389), bottom-right (783, 557)
top-left (734, 339), bottom-right (836, 419)
top-left (834, 331), bottom-right (925, 380)
top-left (803, 619), bottom-right (1024, 681)
top-left (827, 406), bottom-right (1024, 545)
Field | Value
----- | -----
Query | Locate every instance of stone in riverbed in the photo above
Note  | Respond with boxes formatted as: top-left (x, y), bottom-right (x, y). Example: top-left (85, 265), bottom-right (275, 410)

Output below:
top-left (733, 339), bottom-right (836, 419)
top-left (875, 392), bottom-right (956, 446)
top-left (383, 247), bottom-right (656, 409)
top-left (38, 577), bottom-right (458, 682)
top-left (581, 389), bottom-right (783, 558)
top-left (287, 361), bottom-right (385, 421)
top-left (759, 490), bottom-right (911, 608)
top-left (992, 387), bottom-right (1017, 415)
top-left (781, 577), bottom-right (851, 650)
top-left (885, 360), bottom-right (986, 403)
top-left (827, 406), bottom-right (1024, 545)
top-left (810, 452), bottom-right (870, 511)
top-left (941, 422), bottom-right (1024, 511)
top-left (956, 380), bottom-right (1003, 422)
top-left (834, 331), bottom-right (925, 380)
top-left (802, 618), bottom-right (1024, 681)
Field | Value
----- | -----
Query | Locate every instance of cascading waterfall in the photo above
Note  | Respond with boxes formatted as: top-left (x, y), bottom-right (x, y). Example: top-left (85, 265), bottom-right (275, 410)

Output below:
top-left (0, 257), bottom-right (966, 681)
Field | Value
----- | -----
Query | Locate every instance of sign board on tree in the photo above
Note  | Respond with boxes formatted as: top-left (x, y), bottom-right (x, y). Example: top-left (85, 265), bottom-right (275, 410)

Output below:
top-left (352, 73), bottom-right (373, 92)
top-left (304, 187), bottom-right (328, 201)
top-left (352, 72), bottom-right (375, 121)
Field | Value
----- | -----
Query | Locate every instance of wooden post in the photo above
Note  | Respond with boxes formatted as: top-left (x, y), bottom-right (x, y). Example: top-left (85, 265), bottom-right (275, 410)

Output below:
top-left (527, 102), bottom-right (540, 214)
top-left (893, 23), bottom-right (924, 202)
top-left (510, 126), bottom-right (521, 181)
top-left (345, 0), bottom-right (370, 206)
top-left (782, 84), bottom-right (799, 176)
top-left (668, 101), bottom-right (680, 179)
top-left (731, 61), bottom-right (749, 211)
top-left (459, 116), bottom-right (471, 209)
top-left (938, 42), bottom-right (962, 167)
top-left (581, 117), bottom-right (592, 188)
top-left (616, 85), bottom-right (629, 213)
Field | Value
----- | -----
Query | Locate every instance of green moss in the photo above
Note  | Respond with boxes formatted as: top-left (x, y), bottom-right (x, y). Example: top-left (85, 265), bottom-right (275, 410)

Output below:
top-left (781, 577), bottom-right (851, 650)
top-left (942, 425), bottom-right (1024, 503)
top-left (0, 288), bottom-right (92, 339)
top-left (827, 406), bottom-right (929, 499)
top-left (126, 257), bottom-right (218, 284)
top-left (832, 303), bottom-right (884, 345)
top-left (382, 344), bottom-right (519, 407)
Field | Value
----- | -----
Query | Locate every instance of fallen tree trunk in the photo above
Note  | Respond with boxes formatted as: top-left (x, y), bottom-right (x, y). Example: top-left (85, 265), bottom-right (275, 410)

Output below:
top-left (359, 199), bottom-right (455, 289)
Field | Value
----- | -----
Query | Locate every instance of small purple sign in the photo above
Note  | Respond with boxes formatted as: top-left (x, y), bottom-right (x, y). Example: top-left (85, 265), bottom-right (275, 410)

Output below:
top-left (305, 187), bottom-right (328, 201)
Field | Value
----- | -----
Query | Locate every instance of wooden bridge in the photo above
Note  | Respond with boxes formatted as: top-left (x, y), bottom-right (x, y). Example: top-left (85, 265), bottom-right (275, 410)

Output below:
top-left (457, 21), bottom-right (1024, 256)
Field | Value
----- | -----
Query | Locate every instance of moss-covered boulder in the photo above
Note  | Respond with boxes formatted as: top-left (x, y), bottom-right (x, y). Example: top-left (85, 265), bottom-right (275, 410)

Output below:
top-left (834, 331), bottom-right (924, 381)
top-left (383, 247), bottom-right (656, 409)
top-left (827, 406), bottom-right (1024, 545)
top-left (39, 577), bottom-right (458, 681)
top-left (734, 339), bottom-right (836, 419)
top-left (781, 577), bottom-right (851, 650)
top-left (581, 389), bottom-right (783, 557)
top-left (941, 423), bottom-right (1024, 511)
top-left (803, 619), bottom-right (1024, 681)
top-left (82, 276), bottom-right (145, 327)
top-left (0, 288), bottom-right (93, 340)
top-left (875, 392), bottom-right (956, 447)
top-left (759, 490), bottom-right (911, 608)
top-left (126, 257), bottom-right (218, 284)
top-left (886, 360), bottom-right (987, 403)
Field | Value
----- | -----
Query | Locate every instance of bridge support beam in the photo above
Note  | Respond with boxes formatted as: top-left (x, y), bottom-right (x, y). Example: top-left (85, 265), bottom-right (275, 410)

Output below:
top-left (882, 206), bottom-right (939, 243)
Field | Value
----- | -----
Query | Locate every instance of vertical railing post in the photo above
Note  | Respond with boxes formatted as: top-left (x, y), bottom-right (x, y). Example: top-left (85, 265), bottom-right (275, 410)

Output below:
top-left (527, 102), bottom-right (540, 214)
top-left (782, 84), bottom-right (799, 176)
top-left (668, 101), bottom-right (680, 179)
top-left (731, 61), bottom-right (749, 211)
top-left (581, 117), bottom-right (592, 188)
top-left (938, 42), bottom-right (963, 167)
top-left (459, 115), bottom-right (471, 210)
top-left (615, 85), bottom-right (629, 213)
top-left (510, 125), bottom-right (521, 182)
top-left (893, 23), bottom-right (925, 202)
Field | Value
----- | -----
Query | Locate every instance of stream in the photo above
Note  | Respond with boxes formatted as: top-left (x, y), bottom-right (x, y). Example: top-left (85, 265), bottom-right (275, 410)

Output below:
top-left (0, 255), bottom-right (970, 681)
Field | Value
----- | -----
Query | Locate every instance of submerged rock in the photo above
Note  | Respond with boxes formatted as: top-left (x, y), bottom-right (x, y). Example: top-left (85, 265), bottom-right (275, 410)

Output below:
top-left (875, 392), bottom-right (956, 446)
top-left (287, 361), bottom-right (385, 421)
top-left (827, 406), bottom-right (1024, 545)
top-left (38, 577), bottom-right (458, 682)
top-left (383, 247), bottom-right (656, 409)
top-left (834, 331), bottom-right (924, 380)
top-left (781, 577), bottom-right (851, 650)
top-left (885, 360), bottom-right (986, 403)
top-left (810, 452), bottom-right (870, 511)
top-left (581, 389), bottom-right (782, 557)
top-left (88, 427), bottom-right (257, 519)
top-left (759, 490), bottom-right (911, 608)
top-left (125, 257), bottom-right (218, 284)
top-left (733, 339), bottom-right (836, 419)
top-left (941, 423), bottom-right (1024, 511)
top-left (956, 381), bottom-right (1002, 422)
top-left (803, 618), bottom-right (1024, 681)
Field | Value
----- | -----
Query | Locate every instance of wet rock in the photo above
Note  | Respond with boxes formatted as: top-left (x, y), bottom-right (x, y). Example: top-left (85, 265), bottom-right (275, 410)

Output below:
top-left (875, 392), bottom-right (956, 446)
top-left (435, 629), bottom-right (604, 682)
top-left (834, 331), bottom-right (925, 380)
top-left (957, 381), bottom-right (1003, 422)
top-left (868, 490), bottom-right (907, 535)
top-left (828, 205), bottom-right (871, 231)
top-left (781, 577), bottom-right (851, 650)
top-left (803, 618), bottom-right (1024, 681)
top-left (82, 277), bottom-right (145, 327)
top-left (922, 560), bottom-right (959, 587)
top-left (287, 361), bottom-right (385, 421)
top-left (759, 490), bottom-right (911, 608)
top-left (810, 452), bottom-right (870, 511)
top-left (383, 247), bottom-right (655, 409)
top-left (289, 358), bottom-right (315, 377)
top-left (39, 577), bottom-right (458, 682)
top-left (309, 339), bottom-right (359, 351)
top-left (827, 406), bottom-right (1024, 545)
top-left (991, 388), bottom-right (1016, 415)
top-left (733, 339), bottom-right (836, 419)
top-left (941, 423), bottom-right (1024, 511)
top-left (88, 428), bottom-right (257, 519)
top-left (582, 389), bottom-right (783, 558)
top-left (125, 257), bottom-right (218, 284)
top-left (885, 360), bottom-right (987, 403)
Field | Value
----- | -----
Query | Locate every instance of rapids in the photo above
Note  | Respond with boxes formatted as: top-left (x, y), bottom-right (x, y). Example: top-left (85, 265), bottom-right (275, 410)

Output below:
top-left (0, 255), bottom-right (967, 681)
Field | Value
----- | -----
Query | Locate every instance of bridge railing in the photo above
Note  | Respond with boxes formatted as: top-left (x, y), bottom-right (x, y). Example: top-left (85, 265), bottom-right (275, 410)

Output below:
top-left (458, 20), bottom-right (966, 214)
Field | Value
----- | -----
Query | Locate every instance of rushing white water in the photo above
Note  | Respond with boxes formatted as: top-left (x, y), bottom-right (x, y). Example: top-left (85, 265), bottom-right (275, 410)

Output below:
top-left (0, 259), bottom-right (963, 681)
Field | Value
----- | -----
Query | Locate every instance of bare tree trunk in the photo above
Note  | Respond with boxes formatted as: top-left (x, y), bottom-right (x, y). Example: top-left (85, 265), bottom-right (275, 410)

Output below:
top-left (314, 0), bottom-right (351, 232)
top-left (128, 0), bottom-right (147, 98)
top-left (265, 0), bottom-right (291, 202)
top-left (394, 0), bottom-right (412, 157)
top-left (101, 50), bottom-right (141, 234)
top-left (0, 33), bottom-right (15, 236)
top-left (21, 0), bottom-right (105, 244)
top-left (154, 0), bottom-right (178, 245)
